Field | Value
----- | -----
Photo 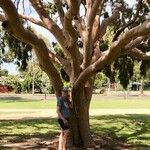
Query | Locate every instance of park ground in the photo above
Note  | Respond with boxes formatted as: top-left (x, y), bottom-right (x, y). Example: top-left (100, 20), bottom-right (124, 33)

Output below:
top-left (0, 92), bottom-right (150, 149)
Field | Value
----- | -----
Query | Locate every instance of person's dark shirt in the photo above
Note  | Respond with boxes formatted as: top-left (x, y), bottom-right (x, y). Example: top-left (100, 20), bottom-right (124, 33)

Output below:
top-left (57, 97), bottom-right (70, 118)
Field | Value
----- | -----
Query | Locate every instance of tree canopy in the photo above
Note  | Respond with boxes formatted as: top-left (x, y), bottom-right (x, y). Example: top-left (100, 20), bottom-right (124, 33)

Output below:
top-left (0, 0), bottom-right (150, 93)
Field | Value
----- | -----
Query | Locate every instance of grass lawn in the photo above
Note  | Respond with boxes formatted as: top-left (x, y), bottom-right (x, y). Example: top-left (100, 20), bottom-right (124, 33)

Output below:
top-left (90, 114), bottom-right (150, 149)
top-left (0, 97), bottom-right (150, 109)
top-left (0, 114), bottom-right (150, 149)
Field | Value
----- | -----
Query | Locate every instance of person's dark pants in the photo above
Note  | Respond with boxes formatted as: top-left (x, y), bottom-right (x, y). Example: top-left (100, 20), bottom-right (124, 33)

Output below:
top-left (58, 118), bottom-right (69, 130)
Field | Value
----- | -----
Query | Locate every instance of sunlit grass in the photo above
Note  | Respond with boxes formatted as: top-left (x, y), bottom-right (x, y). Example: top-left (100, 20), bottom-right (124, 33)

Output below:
top-left (0, 97), bottom-right (150, 109)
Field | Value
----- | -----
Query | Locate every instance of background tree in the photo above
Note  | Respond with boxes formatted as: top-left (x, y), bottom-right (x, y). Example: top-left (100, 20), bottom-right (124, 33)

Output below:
top-left (20, 57), bottom-right (53, 94)
top-left (0, 69), bottom-right (8, 76)
top-left (94, 73), bottom-right (107, 90)
top-left (1, 0), bottom-right (150, 148)
top-left (0, 25), bottom-right (32, 70)
top-left (3, 75), bottom-right (21, 93)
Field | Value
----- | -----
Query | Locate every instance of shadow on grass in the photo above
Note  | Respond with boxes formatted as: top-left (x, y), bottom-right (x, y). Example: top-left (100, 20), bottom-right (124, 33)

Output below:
top-left (0, 96), bottom-right (23, 100)
top-left (90, 114), bottom-right (150, 149)
top-left (0, 114), bottom-right (150, 149)
top-left (0, 118), bottom-right (59, 145)
top-left (0, 99), bottom-right (40, 103)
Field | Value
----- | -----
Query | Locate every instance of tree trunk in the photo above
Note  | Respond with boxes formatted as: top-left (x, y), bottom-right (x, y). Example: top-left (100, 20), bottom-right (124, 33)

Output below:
top-left (107, 78), bottom-right (111, 95)
top-left (70, 87), bottom-right (94, 148)
top-left (32, 71), bottom-right (35, 95)
top-left (70, 105), bottom-right (93, 148)
top-left (140, 78), bottom-right (144, 95)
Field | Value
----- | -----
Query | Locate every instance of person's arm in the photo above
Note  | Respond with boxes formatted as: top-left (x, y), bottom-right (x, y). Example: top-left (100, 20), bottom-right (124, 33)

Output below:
top-left (70, 99), bottom-right (73, 109)
top-left (56, 106), bottom-right (64, 119)
top-left (56, 106), bottom-right (68, 124)
top-left (56, 98), bottom-right (68, 124)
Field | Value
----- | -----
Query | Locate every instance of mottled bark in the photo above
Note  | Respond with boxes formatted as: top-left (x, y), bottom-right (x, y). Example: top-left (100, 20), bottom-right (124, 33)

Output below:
top-left (70, 86), bottom-right (94, 148)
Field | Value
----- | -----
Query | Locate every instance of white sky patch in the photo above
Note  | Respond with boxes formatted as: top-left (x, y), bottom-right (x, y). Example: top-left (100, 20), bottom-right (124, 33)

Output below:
top-left (30, 22), bottom-right (56, 43)
top-left (1, 63), bottom-right (18, 75)
top-left (126, 0), bottom-right (136, 7)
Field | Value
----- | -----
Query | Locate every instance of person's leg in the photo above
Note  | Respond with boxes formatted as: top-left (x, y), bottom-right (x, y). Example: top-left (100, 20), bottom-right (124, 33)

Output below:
top-left (62, 129), bottom-right (70, 150)
top-left (58, 130), bottom-right (63, 150)
top-left (67, 129), bottom-right (72, 148)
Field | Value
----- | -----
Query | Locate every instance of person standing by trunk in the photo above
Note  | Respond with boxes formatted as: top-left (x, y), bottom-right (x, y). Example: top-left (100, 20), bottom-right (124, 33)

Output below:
top-left (57, 88), bottom-right (71, 150)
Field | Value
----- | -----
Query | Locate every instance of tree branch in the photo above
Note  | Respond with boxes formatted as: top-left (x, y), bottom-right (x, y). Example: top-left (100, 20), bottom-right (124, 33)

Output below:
top-left (48, 50), bottom-right (72, 78)
top-left (0, 14), bottom-right (5, 22)
top-left (29, 0), bottom-right (69, 57)
top-left (87, 0), bottom-right (104, 28)
top-left (0, 13), bottom-right (44, 27)
top-left (20, 14), bottom-right (44, 27)
top-left (64, 0), bottom-right (80, 44)
top-left (30, 0), bottom-right (81, 79)
top-left (144, 0), bottom-right (150, 9)
top-left (63, 1), bottom-right (82, 80)
top-left (74, 17), bottom-right (150, 88)
top-left (124, 36), bottom-right (145, 50)
top-left (83, 0), bottom-right (105, 69)
top-left (74, 17), bottom-right (86, 39)
top-left (0, 0), bottom-right (63, 97)
top-left (54, 0), bottom-right (64, 26)
top-left (86, 0), bottom-right (93, 21)
top-left (99, 3), bottom-right (122, 39)
top-left (113, 0), bottom-right (143, 41)
top-left (48, 50), bottom-right (63, 66)
top-left (127, 48), bottom-right (150, 60)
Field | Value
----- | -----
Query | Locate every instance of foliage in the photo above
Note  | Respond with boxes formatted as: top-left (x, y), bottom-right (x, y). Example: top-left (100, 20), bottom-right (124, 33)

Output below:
top-left (52, 42), bottom-right (70, 83)
top-left (3, 75), bottom-right (21, 93)
top-left (20, 60), bottom-right (53, 94)
top-left (137, 40), bottom-right (150, 77)
top-left (41, 72), bottom-right (54, 94)
top-left (0, 69), bottom-right (8, 76)
top-left (98, 0), bottom-right (150, 89)
top-left (21, 71), bottom-right (32, 93)
top-left (113, 56), bottom-right (134, 89)
top-left (94, 73), bottom-right (107, 89)
top-left (52, 42), bottom-right (65, 58)
top-left (0, 26), bottom-right (32, 71)
top-left (44, 2), bottom-right (57, 15)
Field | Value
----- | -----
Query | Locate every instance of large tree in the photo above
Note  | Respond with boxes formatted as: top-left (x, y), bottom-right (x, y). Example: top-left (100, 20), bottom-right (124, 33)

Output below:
top-left (0, 0), bottom-right (150, 148)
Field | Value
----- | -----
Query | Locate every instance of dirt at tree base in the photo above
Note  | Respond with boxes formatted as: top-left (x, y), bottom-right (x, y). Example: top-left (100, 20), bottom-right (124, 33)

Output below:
top-left (1, 134), bottom-right (146, 150)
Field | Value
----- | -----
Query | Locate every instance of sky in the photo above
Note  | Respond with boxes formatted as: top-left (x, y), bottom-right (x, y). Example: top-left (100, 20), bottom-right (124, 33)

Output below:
top-left (1, 0), bottom-right (136, 75)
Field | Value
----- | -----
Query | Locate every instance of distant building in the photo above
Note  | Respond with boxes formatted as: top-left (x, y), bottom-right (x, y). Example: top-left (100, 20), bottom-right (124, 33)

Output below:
top-left (0, 76), bottom-right (13, 93)
top-left (131, 82), bottom-right (141, 91)
top-left (0, 84), bottom-right (9, 93)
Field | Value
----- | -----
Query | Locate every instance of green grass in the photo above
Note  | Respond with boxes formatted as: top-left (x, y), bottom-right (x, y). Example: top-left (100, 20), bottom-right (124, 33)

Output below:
top-left (90, 114), bottom-right (150, 148)
top-left (0, 99), bottom-right (57, 109)
top-left (0, 114), bottom-right (150, 149)
top-left (0, 118), bottom-right (59, 146)
top-left (90, 99), bottom-right (150, 109)
top-left (0, 97), bottom-right (150, 109)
